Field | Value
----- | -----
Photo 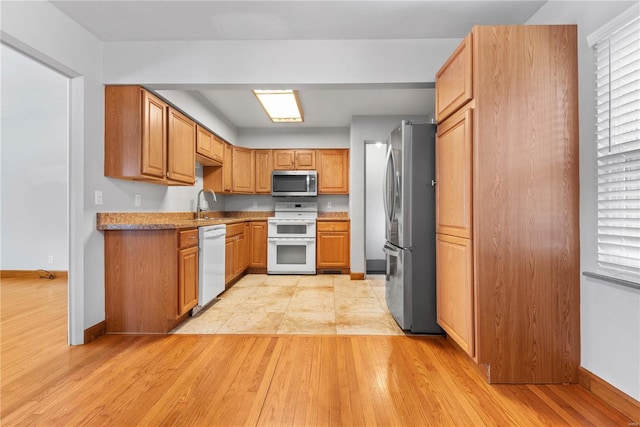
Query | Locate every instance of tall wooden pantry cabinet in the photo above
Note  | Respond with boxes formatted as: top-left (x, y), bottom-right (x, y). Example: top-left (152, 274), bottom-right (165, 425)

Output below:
top-left (435, 25), bottom-right (580, 384)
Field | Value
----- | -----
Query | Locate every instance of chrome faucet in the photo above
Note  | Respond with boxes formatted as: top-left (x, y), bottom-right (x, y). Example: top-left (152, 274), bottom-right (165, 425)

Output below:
top-left (196, 188), bottom-right (217, 219)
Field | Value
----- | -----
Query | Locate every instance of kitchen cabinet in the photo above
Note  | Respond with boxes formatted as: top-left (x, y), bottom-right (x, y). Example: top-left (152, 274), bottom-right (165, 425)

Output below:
top-left (254, 150), bottom-right (273, 193)
top-left (434, 25), bottom-right (579, 384)
top-left (435, 233), bottom-right (473, 356)
top-left (243, 222), bottom-right (251, 270)
top-left (177, 230), bottom-right (199, 316)
top-left (195, 125), bottom-right (223, 166)
top-left (203, 141), bottom-right (233, 194)
top-left (104, 85), bottom-right (195, 185)
top-left (316, 221), bottom-right (350, 273)
top-left (435, 33), bottom-right (473, 122)
top-left (273, 149), bottom-right (316, 170)
top-left (248, 221), bottom-right (267, 269)
top-left (104, 228), bottom-right (198, 333)
top-left (167, 107), bottom-right (196, 184)
top-left (225, 222), bottom-right (246, 287)
top-left (232, 146), bottom-right (255, 193)
top-left (317, 149), bottom-right (349, 194)
top-left (435, 104), bottom-right (472, 239)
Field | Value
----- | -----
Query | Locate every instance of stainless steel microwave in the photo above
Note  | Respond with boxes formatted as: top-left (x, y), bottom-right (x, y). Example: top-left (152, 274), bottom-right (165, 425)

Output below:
top-left (271, 170), bottom-right (317, 197)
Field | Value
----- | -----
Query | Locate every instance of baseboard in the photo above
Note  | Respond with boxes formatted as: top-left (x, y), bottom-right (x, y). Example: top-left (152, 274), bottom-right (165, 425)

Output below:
top-left (579, 367), bottom-right (640, 424)
top-left (84, 321), bottom-right (106, 344)
top-left (350, 272), bottom-right (365, 280)
top-left (1, 270), bottom-right (68, 279)
top-left (318, 268), bottom-right (350, 275)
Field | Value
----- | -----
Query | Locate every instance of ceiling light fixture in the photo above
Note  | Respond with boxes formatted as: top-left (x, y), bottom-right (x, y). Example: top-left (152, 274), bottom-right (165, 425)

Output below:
top-left (252, 89), bottom-right (304, 123)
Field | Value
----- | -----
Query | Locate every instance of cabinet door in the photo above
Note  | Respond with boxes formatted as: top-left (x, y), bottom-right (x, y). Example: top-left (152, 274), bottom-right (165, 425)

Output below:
top-left (212, 135), bottom-right (224, 164)
top-left (317, 150), bottom-right (349, 194)
top-left (249, 221), bottom-right (267, 268)
top-left (273, 150), bottom-right (295, 170)
top-left (195, 125), bottom-right (221, 166)
top-left (141, 90), bottom-right (167, 179)
top-left (167, 107), bottom-right (196, 184)
top-left (234, 234), bottom-right (246, 276)
top-left (295, 150), bottom-right (316, 169)
top-left (435, 33), bottom-right (473, 122)
top-left (223, 143), bottom-right (233, 192)
top-left (225, 238), bottom-right (234, 286)
top-left (232, 147), bottom-right (255, 193)
top-left (317, 224), bottom-right (350, 268)
top-left (436, 233), bottom-right (474, 357)
top-left (178, 246), bottom-right (198, 316)
top-left (255, 150), bottom-right (273, 193)
top-left (436, 104), bottom-right (472, 239)
top-left (244, 222), bottom-right (251, 270)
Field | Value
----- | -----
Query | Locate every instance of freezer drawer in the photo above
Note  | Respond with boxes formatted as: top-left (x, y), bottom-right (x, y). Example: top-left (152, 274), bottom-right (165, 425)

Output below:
top-left (384, 242), bottom-right (411, 330)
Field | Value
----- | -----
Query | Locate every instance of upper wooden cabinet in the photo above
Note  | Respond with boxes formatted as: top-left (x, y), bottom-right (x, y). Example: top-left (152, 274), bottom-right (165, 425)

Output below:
top-left (195, 125), bottom-right (224, 166)
top-left (254, 150), bottom-right (273, 194)
top-left (435, 33), bottom-right (473, 122)
top-left (105, 86), bottom-right (195, 186)
top-left (435, 25), bottom-right (579, 384)
top-left (317, 149), bottom-right (349, 194)
top-left (273, 149), bottom-right (316, 170)
top-left (167, 107), bottom-right (196, 185)
top-left (231, 146), bottom-right (255, 193)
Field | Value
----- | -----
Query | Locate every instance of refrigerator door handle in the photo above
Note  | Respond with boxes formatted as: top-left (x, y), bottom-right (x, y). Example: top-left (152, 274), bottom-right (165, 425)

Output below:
top-left (383, 144), bottom-right (393, 227)
top-left (383, 243), bottom-right (400, 257)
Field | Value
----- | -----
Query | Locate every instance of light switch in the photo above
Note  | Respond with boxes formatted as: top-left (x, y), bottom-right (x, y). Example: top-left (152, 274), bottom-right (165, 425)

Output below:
top-left (252, 201), bottom-right (258, 209)
top-left (135, 194), bottom-right (141, 207)
top-left (327, 201), bottom-right (332, 209)
top-left (94, 190), bottom-right (103, 206)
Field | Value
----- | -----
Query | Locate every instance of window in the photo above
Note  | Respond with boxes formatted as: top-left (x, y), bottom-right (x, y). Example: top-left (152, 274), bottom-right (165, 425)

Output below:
top-left (589, 6), bottom-right (640, 283)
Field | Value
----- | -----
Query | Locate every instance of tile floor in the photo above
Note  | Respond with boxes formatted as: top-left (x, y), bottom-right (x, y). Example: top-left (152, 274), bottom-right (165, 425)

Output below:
top-left (172, 274), bottom-right (405, 335)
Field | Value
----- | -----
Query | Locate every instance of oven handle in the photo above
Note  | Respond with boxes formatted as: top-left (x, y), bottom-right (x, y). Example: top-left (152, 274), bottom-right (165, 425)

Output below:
top-left (268, 237), bottom-right (316, 243)
top-left (268, 219), bottom-right (316, 224)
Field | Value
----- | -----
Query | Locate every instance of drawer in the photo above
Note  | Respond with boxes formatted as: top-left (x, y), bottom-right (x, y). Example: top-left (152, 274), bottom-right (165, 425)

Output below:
top-left (178, 228), bottom-right (199, 249)
top-left (226, 222), bottom-right (245, 238)
top-left (317, 221), bottom-right (349, 232)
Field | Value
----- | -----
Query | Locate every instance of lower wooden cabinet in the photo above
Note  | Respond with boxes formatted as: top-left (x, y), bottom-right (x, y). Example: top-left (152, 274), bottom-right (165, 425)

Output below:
top-left (248, 221), bottom-right (267, 268)
top-left (225, 222), bottom-right (246, 287)
top-left (178, 245), bottom-right (199, 316)
top-left (435, 233), bottom-right (474, 356)
top-left (316, 220), bottom-right (350, 272)
top-left (104, 228), bottom-right (198, 333)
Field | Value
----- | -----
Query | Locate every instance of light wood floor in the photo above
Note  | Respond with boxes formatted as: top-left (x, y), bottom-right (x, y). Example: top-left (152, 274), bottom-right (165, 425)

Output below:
top-left (1, 277), bottom-right (633, 426)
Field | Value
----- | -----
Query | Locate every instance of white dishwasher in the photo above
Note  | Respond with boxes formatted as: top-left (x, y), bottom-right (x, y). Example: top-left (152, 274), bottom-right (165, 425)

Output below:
top-left (193, 224), bottom-right (226, 315)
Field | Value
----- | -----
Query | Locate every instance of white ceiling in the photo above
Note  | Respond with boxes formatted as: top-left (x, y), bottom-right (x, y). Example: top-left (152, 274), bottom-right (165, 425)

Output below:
top-left (50, 1), bottom-right (547, 128)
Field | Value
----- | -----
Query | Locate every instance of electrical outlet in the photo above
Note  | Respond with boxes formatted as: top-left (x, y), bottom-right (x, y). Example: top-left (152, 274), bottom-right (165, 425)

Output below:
top-left (135, 194), bottom-right (141, 207)
top-left (252, 201), bottom-right (258, 209)
top-left (94, 190), bottom-right (103, 206)
top-left (327, 201), bottom-right (332, 209)
top-left (48, 255), bottom-right (54, 264)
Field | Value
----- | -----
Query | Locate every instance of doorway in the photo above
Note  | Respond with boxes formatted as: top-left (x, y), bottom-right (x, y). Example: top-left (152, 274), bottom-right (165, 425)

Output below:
top-left (1, 44), bottom-right (70, 339)
top-left (364, 140), bottom-right (387, 274)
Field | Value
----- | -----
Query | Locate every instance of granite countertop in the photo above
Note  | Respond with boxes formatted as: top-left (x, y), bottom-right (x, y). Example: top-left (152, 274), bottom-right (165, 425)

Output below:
top-left (97, 211), bottom-right (349, 230)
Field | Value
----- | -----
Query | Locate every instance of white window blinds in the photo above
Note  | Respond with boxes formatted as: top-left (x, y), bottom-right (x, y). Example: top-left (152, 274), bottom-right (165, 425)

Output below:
top-left (592, 9), bottom-right (640, 281)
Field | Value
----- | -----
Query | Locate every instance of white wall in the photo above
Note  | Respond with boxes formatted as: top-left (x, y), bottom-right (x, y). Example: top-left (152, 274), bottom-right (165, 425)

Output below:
top-left (365, 142), bottom-right (387, 261)
top-left (103, 39), bottom-right (461, 85)
top-left (527, 1), bottom-right (640, 401)
top-left (1, 44), bottom-right (69, 271)
top-left (239, 127), bottom-right (349, 149)
top-left (350, 115), bottom-right (427, 274)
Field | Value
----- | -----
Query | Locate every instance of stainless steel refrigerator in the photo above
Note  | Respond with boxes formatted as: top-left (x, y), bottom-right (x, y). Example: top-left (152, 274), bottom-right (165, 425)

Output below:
top-left (383, 121), bottom-right (443, 334)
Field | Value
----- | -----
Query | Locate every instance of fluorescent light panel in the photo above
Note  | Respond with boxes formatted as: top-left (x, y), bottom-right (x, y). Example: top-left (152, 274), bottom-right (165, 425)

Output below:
top-left (253, 89), bottom-right (304, 123)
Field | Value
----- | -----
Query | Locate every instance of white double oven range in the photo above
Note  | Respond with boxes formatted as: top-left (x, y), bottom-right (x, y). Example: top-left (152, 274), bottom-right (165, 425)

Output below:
top-left (267, 202), bottom-right (318, 275)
